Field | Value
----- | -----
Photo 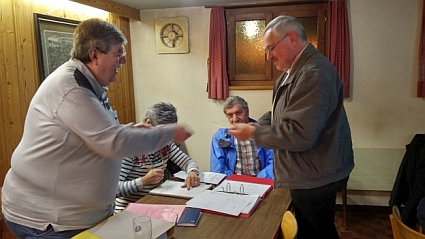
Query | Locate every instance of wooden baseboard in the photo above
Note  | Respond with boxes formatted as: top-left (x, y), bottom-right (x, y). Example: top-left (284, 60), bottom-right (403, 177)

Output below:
top-left (336, 204), bottom-right (391, 214)
top-left (344, 189), bottom-right (391, 197)
top-left (335, 189), bottom-right (392, 214)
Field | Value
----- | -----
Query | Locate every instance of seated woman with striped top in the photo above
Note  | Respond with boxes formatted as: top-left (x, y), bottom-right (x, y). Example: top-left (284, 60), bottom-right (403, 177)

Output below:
top-left (115, 102), bottom-right (200, 213)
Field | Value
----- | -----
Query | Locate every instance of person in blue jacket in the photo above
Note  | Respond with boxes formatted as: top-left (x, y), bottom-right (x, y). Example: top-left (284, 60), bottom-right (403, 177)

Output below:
top-left (210, 96), bottom-right (274, 179)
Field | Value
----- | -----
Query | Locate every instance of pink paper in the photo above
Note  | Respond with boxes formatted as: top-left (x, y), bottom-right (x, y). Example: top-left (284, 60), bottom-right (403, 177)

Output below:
top-left (125, 203), bottom-right (186, 223)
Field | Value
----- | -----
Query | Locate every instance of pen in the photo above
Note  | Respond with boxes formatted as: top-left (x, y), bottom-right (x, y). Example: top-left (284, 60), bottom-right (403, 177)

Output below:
top-left (211, 121), bottom-right (231, 128)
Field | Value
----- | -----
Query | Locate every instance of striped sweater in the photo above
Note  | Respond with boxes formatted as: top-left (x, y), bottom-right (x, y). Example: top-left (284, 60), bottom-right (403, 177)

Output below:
top-left (114, 143), bottom-right (198, 212)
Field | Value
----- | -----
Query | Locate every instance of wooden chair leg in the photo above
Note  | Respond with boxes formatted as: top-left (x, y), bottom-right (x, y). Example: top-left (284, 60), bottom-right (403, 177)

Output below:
top-left (342, 187), bottom-right (347, 229)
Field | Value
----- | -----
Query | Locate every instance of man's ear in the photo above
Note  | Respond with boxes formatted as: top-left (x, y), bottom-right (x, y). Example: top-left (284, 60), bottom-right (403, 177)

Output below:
top-left (88, 49), bottom-right (97, 62)
top-left (287, 31), bottom-right (298, 44)
top-left (145, 119), bottom-right (152, 125)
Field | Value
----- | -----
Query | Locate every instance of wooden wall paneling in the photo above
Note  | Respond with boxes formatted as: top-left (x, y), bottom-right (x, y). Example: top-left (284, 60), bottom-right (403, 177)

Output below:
top-left (1, 218), bottom-right (18, 239)
top-left (70, 0), bottom-right (141, 21)
top-left (117, 16), bottom-right (129, 123)
top-left (0, 0), bottom-right (14, 186)
top-left (0, 48), bottom-right (8, 185)
top-left (2, 0), bottom-right (25, 185)
top-left (108, 13), bottom-right (123, 123)
top-left (116, 15), bottom-right (129, 122)
top-left (119, 16), bottom-right (135, 123)
top-left (14, 0), bottom-right (39, 113)
top-left (108, 13), bottom-right (135, 124)
top-left (63, 8), bottom-right (89, 21)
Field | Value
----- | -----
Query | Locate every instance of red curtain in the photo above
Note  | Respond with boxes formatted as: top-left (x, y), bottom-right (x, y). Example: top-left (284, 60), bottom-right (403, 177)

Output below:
top-left (328, 0), bottom-right (351, 98)
top-left (208, 7), bottom-right (229, 100)
top-left (418, 0), bottom-right (425, 97)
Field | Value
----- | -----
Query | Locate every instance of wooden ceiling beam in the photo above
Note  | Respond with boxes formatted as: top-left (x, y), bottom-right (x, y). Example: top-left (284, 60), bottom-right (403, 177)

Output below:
top-left (205, 0), bottom-right (327, 8)
top-left (70, 0), bottom-right (141, 21)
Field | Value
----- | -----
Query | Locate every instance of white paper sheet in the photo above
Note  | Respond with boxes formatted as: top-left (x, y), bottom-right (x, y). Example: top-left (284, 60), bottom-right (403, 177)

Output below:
top-left (185, 190), bottom-right (257, 216)
top-left (149, 180), bottom-right (212, 199)
top-left (173, 171), bottom-right (226, 185)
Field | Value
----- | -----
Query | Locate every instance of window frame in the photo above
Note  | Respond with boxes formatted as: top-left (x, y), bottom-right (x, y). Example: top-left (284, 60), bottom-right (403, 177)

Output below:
top-left (225, 3), bottom-right (328, 90)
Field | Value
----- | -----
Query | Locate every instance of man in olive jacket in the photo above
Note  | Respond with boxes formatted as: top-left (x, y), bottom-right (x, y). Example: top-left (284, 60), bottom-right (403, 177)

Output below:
top-left (228, 16), bottom-right (354, 239)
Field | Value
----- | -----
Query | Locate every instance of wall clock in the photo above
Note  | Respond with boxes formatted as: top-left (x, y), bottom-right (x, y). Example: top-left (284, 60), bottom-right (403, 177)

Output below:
top-left (155, 17), bottom-right (189, 54)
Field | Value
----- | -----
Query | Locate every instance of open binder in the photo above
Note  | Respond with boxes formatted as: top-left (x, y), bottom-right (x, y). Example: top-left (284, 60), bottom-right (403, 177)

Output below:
top-left (186, 174), bottom-right (274, 218)
top-left (218, 174), bottom-right (274, 199)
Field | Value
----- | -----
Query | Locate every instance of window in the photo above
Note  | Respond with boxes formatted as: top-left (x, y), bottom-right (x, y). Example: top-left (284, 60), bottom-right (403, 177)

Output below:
top-left (225, 3), bottom-right (327, 89)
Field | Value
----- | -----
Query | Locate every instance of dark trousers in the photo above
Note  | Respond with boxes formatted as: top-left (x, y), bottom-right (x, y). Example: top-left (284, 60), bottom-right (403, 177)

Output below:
top-left (290, 177), bottom-right (348, 239)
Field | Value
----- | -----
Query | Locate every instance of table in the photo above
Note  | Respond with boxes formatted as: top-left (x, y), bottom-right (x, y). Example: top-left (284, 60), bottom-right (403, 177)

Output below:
top-left (136, 188), bottom-right (291, 239)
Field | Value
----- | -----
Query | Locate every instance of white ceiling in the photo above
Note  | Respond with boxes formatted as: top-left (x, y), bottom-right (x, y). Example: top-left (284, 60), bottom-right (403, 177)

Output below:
top-left (112, 0), bottom-right (272, 10)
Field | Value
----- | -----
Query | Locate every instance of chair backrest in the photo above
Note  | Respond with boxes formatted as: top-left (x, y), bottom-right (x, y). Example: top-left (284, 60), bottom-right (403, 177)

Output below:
top-left (390, 205), bottom-right (425, 239)
top-left (281, 210), bottom-right (297, 239)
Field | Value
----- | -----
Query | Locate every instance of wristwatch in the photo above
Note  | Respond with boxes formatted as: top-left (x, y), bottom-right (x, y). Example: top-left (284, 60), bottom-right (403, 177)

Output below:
top-left (189, 169), bottom-right (199, 176)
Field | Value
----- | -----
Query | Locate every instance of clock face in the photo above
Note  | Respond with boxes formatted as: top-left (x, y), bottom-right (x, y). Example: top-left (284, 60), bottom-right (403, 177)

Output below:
top-left (160, 23), bottom-right (184, 48)
top-left (155, 17), bottom-right (189, 54)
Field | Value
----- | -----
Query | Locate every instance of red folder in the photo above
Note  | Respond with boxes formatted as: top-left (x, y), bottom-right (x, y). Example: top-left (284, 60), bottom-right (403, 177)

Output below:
top-left (226, 174), bottom-right (274, 185)
top-left (200, 209), bottom-right (256, 218)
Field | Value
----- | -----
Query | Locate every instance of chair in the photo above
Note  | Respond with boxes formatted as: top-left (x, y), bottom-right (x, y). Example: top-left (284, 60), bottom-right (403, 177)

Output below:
top-left (281, 210), bottom-right (297, 239)
top-left (390, 205), bottom-right (425, 239)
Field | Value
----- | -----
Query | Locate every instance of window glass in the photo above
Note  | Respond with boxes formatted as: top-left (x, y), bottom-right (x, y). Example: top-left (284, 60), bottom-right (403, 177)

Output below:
top-left (235, 20), bottom-right (266, 75)
top-left (226, 3), bottom-right (327, 89)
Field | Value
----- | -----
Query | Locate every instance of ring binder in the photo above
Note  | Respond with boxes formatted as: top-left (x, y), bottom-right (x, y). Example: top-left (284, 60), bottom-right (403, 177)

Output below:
top-left (218, 182), bottom-right (248, 195)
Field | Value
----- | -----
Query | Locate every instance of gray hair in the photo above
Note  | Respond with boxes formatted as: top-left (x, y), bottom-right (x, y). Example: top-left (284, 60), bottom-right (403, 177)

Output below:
top-left (143, 102), bottom-right (177, 126)
top-left (223, 96), bottom-right (249, 114)
top-left (264, 15), bottom-right (307, 42)
top-left (71, 18), bottom-right (127, 63)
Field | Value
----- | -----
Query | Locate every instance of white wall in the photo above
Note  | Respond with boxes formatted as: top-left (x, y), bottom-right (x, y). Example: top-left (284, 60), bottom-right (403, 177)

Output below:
top-left (345, 0), bottom-right (423, 203)
top-left (130, 0), bottom-right (424, 205)
top-left (130, 7), bottom-right (274, 172)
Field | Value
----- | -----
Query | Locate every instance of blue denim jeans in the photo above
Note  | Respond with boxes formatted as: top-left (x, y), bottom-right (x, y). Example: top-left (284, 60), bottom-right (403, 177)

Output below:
top-left (5, 218), bottom-right (86, 239)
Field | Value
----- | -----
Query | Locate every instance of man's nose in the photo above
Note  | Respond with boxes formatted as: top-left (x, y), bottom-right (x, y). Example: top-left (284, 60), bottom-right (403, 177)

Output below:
top-left (231, 114), bottom-right (238, 122)
top-left (120, 56), bottom-right (127, 64)
top-left (266, 51), bottom-right (273, 61)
